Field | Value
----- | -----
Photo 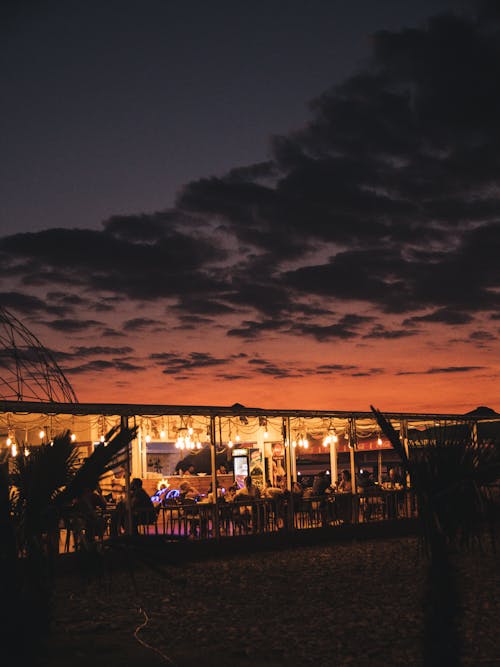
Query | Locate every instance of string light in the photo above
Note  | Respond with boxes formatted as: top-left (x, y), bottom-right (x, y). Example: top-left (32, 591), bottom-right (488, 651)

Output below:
top-left (70, 433), bottom-right (76, 442)
top-left (39, 430), bottom-right (45, 440)
top-left (11, 443), bottom-right (17, 457)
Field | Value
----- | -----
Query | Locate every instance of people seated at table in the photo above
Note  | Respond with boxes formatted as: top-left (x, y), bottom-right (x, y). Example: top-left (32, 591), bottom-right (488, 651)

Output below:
top-left (357, 469), bottom-right (376, 493)
top-left (110, 477), bottom-right (157, 535)
top-left (151, 482), bottom-right (170, 507)
top-left (204, 481), bottom-right (224, 503)
top-left (224, 483), bottom-right (239, 502)
top-left (337, 470), bottom-right (352, 493)
top-left (179, 480), bottom-right (200, 501)
top-left (312, 471), bottom-right (331, 496)
top-left (263, 478), bottom-right (284, 499)
top-left (386, 467), bottom-right (405, 489)
top-left (235, 475), bottom-right (261, 500)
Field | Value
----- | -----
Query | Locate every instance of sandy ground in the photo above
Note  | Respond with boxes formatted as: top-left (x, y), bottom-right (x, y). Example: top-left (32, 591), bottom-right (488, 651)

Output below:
top-left (45, 536), bottom-right (499, 667)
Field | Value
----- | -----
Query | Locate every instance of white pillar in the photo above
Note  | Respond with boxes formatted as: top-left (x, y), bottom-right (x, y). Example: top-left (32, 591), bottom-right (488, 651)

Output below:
top-left (329, 437), bottom-right (337, 487)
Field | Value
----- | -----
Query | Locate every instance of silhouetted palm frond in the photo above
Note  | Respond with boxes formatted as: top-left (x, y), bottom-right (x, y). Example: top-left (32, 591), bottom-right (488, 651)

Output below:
top-left (58, 424), bottom-right (137, 506)
top-left (11, 431), bottom-right (78, 552)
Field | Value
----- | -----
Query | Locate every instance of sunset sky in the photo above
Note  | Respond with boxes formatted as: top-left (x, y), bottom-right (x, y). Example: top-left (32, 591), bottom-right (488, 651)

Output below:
top-left (1, 0), bottom-right (499, 414)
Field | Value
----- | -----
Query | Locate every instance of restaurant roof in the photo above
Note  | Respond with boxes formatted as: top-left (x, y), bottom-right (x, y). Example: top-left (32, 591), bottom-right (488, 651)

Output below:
top-left (0, 399), bottom-right (493, 422)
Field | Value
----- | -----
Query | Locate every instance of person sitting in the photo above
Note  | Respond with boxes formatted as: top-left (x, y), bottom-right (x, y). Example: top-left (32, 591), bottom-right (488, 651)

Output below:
top-left (312, 471), bottom-right (331, 496)
top-left (387, 467), bottom-right (404, 489)
top-left (216, 464), bottom-right (227, 474)
top-left (183, 464), bottom-right (196, 476)
top-left (263, 479), bottom-right (283, 499)
top-left (130, 478), bottom-right (157, 531)
top-left (205, 481), bottom-right (224, 503)
top-left (179, 480), bottom-right (200, 501)
top-left (338, 470), bottom-right (352, 493)
top-left (235, 475), bottom-right (261, 500)
top-left (224, 483), bottom-right (239, 502)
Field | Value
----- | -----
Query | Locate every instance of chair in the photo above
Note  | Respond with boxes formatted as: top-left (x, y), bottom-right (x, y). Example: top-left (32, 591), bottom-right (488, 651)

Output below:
top-left (135, 507), bottom-right (159, 535)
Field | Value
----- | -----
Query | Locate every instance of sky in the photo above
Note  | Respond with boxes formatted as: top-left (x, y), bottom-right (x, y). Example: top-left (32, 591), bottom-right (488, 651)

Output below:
top-left (1, 0), bottom-right (499, 414)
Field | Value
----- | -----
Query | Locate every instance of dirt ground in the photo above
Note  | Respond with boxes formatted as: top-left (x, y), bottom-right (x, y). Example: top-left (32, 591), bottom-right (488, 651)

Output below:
top-left (45, 536), bottom-right (499, 667)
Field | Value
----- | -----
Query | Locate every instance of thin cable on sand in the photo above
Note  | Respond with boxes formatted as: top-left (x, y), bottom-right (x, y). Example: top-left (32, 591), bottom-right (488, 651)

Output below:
top-left (134, 607), bottom-right (177, 666)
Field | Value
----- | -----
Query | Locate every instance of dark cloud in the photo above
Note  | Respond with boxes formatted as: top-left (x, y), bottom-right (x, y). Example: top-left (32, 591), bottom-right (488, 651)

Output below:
top-left (0, 291), bottom-right (67, 316)
top-left (150, 351), bottom-right (230, 375)
top-left (70, 346), bottom-right (134, 357)
top-left (41, 318), bottom-right (104, 333)
top-left (66, 359), bottom-right (144, 374)
top-left (227, 319), bottom-right (288, 340)
top-left (246, 357), bottom-right (303, 379)
top-left (403, 308), bottom-right (475, 326)
top-left (101, 328), bottom-right (126, 338)
top-left (351, 368), bottom-right (384, 377)
top-left (123, 318), bottom-right (166, 332)
top-left (363, 325), bottom-right (417, 339)
top-left (316, 364), bottom-right (358, 374)
top-left (1, 4), bottom-right (499, 344)
top-left (290, 314), bottom-right (374, 342)
top-left (397, 366), bottom-right (485, 376)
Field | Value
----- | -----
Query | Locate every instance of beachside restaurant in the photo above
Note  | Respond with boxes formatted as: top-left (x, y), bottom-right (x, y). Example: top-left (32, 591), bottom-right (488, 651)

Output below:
top-left (1, 399), bottom-right (496, 548)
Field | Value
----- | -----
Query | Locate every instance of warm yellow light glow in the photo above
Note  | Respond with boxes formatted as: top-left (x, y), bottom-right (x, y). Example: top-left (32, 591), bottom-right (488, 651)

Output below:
top-left (145, 434), bottom-right (151, 443)
top-left (39, 430), bottom-right (45, 439)
top-left (377, 436), bottom-right (383, 446)
top-left (100, 434), bottom-right (105, 443)
top-left (11, 443), bottom-right (18, 457)
top-left (228, 439), bottom-right (233, 448)
top-left (70, 433), bottom-right (76, 442)
top-left (24, 447), bottom-right (30, 457)
top-left (160, 430), bottom-right (166, 439)
top-left (6, 437), bottom-right (12, 446)
top-left (264, 430), bottom-right (268, 438)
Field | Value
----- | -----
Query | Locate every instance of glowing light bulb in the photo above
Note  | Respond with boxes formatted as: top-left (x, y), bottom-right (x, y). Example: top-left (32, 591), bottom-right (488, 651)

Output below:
top-left (228, 439), bottom-right (233, 448)
top-left (145, 434), bottom-right (151, 443)
top-left (100, 434), bottom-right (105, 443)
top-left (11, 443), bottom-right (18, 457)
top-left (377, 436), bottom-right (383, 446)
top-left (160, 430), bottom-right (166, 439)
top-left (235, 433), bottom-right (240, 442)
top-left (39, 430), bottom-right (45, 440)
top-left (24, 447), bottom-right (30, 457)
top-left (264, 430), bottom-right (269, 439)
top-left (292, 440), bottom-right (297, 448)
top-left (6, 437), bottom-right (12, 446)
top-left (70, 433), bottom-right (76, 442)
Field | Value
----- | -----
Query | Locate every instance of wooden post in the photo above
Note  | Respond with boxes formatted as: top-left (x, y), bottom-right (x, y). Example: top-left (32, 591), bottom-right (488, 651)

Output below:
top-left (121, 415), bottom-right (133, 536)
top-left (210, 416), bottom-right (220, 541)
top-left (401, 419), bottom-right (410, 488)
top-left (329, 435), bottom-right (337, 488)
top-left (349, 418), bottom-right (357, 523)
